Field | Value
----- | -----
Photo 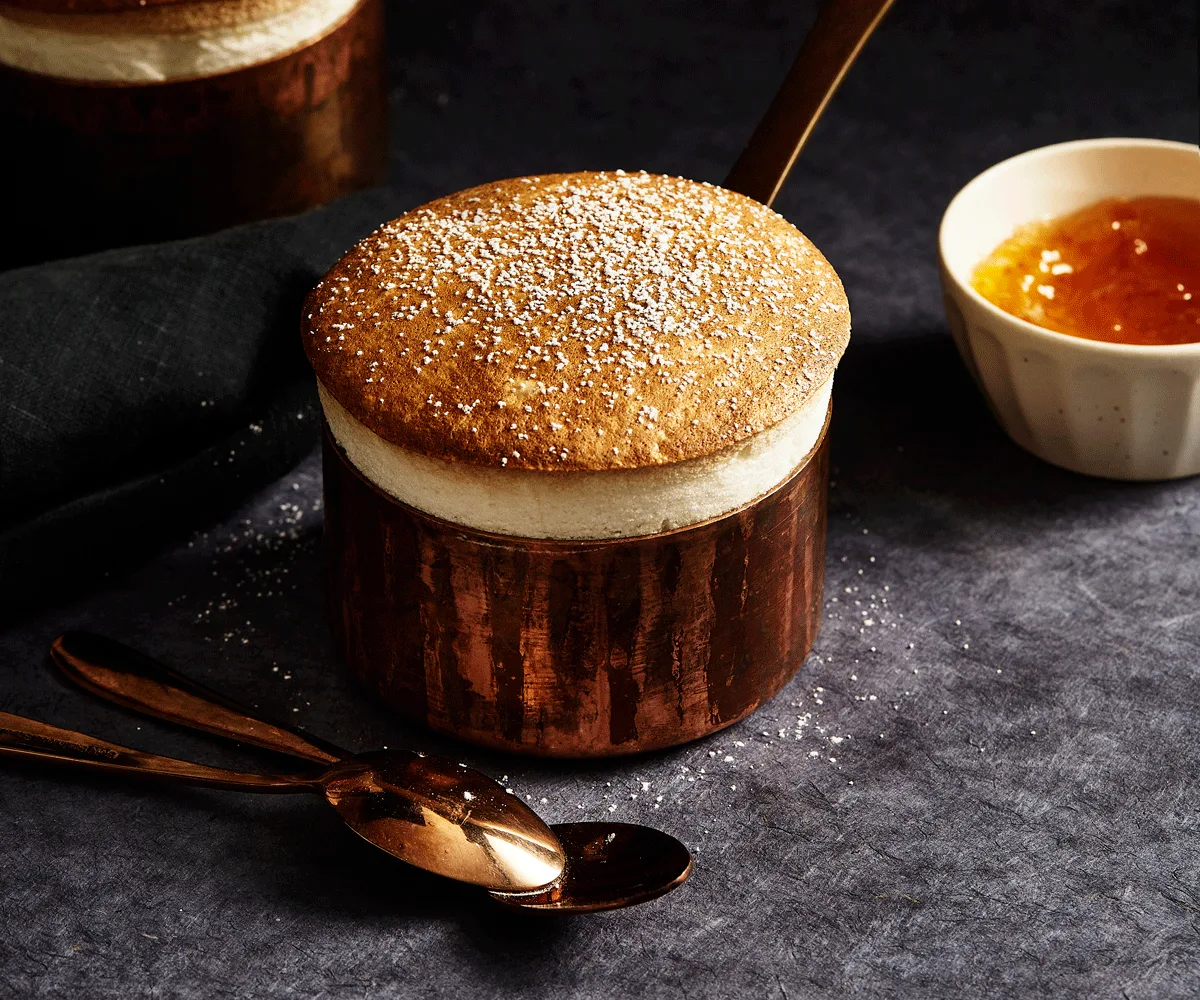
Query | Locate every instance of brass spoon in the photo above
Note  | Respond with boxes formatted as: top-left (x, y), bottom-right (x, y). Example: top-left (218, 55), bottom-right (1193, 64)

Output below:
top-left (724, 0), bottom-right (897, 206)
top-left (50, 632), bottom-right (691, 912)
top-left (35, 632), bottom-right (564, 892)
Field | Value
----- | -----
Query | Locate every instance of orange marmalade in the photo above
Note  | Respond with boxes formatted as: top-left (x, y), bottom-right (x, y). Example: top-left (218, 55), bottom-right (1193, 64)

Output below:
top-left (970, 196), bottom-right (1200, 346)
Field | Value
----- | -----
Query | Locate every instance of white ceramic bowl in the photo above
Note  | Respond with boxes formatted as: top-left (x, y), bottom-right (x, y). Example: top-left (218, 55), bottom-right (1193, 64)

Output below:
top-left (939, 137), bottom-right (1200, 480)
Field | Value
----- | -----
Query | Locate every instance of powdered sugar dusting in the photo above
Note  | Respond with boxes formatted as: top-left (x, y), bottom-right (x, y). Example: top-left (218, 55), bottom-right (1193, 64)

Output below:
top-left (304, 170), bottom-right (849, 470)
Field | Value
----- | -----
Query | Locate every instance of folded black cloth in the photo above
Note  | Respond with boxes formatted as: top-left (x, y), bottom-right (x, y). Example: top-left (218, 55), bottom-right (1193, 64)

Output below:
top-left (0, 187), bottom-right (410, 619)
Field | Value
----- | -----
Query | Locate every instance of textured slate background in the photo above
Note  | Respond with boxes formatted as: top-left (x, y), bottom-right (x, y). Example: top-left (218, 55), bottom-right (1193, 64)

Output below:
top-left (2, 1), bottom-right (1199, 997)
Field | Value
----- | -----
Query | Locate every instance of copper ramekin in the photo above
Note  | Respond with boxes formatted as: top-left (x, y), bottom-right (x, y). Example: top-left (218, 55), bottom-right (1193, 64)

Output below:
top-left (321, 407), bottom-right (830, 758)
top-left (0, 0), bottom-right (387, 267)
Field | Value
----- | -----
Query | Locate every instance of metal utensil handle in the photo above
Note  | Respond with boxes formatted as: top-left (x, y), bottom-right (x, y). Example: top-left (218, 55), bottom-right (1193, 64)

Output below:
top-left (50, 632), bottom-right (344, 767)
top-left (723, 0), bottom-right (897, 207)
top-left (0, 711), bottom-right (317, 793)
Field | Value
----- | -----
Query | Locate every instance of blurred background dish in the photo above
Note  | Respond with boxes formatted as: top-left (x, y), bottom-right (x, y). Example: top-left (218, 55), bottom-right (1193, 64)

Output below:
top-left (0, 0), bottom-right (387, 268)
top-left (939, 137), bottom-right (1200, 481)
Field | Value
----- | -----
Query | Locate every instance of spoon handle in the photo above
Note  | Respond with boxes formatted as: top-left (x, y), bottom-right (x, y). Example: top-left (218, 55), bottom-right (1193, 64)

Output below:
top-left (723, 0), bottom-right (896, 207)
top-left (50, 632), bottom-right (343, 767)
top-left (0, 711), bottom-right (316, 792)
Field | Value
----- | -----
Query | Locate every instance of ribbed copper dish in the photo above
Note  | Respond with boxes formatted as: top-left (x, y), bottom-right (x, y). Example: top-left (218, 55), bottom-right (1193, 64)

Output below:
top-left (321, 411), bottom-right (830, 758)
top-left (0, 0), bottom-right (387, 266)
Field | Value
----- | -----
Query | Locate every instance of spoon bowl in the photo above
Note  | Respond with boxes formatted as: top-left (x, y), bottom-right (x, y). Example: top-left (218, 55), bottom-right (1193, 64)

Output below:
top-left (320, 750), bottom-right (564, 890)
top-left (489, 823), bottom-right (692, 913)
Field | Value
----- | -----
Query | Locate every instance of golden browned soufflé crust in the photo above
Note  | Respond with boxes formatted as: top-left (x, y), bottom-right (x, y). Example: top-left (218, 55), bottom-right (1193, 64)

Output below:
top-left (303, 170), bottom-right (850, 472)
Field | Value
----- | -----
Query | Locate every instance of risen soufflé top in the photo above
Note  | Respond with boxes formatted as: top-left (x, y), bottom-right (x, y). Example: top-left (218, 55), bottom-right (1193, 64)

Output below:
top-left (303, 171), bottom-right (850, 471)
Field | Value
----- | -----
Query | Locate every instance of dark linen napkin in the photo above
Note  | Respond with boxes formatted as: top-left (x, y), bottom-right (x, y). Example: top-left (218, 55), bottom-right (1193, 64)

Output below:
top-left (0, 188), bottom-right (411, 619)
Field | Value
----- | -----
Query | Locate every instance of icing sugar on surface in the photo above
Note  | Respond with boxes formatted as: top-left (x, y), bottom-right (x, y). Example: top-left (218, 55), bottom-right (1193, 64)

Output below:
top-left (304, 170), bottom-right (850, 472)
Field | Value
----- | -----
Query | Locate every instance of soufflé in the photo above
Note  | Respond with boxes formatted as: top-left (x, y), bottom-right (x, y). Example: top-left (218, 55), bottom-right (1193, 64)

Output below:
top-left (304, 170), bottom-right (850, 755)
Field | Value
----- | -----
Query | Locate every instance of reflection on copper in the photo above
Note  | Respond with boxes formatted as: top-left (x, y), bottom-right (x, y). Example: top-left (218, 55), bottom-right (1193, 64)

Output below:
top-left (322, 411), bottom-right (830, 757)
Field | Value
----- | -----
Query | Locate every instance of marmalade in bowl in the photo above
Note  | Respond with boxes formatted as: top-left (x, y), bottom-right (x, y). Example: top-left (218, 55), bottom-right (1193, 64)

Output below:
top-left (971, 196), bottom-right (1200, 346)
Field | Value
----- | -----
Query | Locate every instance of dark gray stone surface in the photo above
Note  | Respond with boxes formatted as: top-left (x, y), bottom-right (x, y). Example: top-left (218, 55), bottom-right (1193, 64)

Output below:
top-left (2, 1), bottom-right (1198, 997)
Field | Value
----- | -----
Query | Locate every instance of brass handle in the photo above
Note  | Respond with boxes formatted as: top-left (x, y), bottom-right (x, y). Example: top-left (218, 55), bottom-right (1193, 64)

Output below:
top-left (0, 711), bottom-right (317, 793)
top-left (724, 0), bottom-right (897, 207)
top-left (50, 632), bottom-right (343, 767)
